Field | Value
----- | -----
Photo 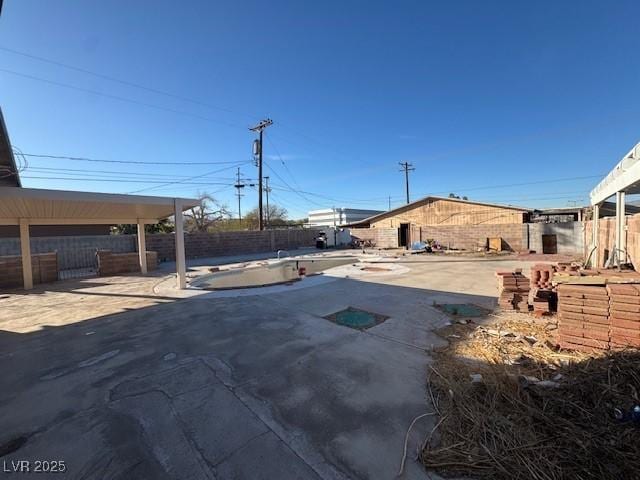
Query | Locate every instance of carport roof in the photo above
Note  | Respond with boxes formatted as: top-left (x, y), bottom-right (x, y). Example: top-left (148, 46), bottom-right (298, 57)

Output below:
top-left (590, 142), bottom-right (640, 205)
top-left (0, 186), bottom-right (199, 225)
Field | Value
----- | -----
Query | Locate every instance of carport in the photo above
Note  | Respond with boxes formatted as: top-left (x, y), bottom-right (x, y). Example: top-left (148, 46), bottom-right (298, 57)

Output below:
top-left (589, 141), bottom-right (640, 267)
top-left (0, 186), bottom-right (199, 290)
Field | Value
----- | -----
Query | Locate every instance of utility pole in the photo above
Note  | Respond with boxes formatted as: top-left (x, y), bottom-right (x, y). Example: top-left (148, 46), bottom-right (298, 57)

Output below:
top-left (398, 162), bottom-right (415, 204)
top-left (264, 176), bottom-right (271, 228)
top-left (388, 196), bottom-right (391, 210)
top-left (249, 118), bottom-right (273, 231)
top-left (234, 167), bottom-right (245, 225)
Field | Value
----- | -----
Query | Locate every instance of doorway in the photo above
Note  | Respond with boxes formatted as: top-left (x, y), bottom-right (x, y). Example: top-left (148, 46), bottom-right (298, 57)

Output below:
top-left (399, 223), bottom-right (410, 248)
top-left (542, 234), bottom-right (557, 254)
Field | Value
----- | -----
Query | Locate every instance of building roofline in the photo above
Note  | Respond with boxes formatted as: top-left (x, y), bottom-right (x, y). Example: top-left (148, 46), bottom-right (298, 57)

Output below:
top-left (353, 195), bottom-right (530, 226)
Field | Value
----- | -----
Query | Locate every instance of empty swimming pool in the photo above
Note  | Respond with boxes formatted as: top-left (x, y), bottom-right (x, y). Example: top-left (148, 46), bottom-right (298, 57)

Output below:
top-left (190, 256), bottom-right (356, 290)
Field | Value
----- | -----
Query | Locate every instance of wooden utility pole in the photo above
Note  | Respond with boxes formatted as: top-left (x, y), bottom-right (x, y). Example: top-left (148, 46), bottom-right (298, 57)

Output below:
top-left (234, 167), bottom-right (245, 225)
top-left (398, 162), bottom-right (415, 204)
top-left (264, 176), bottom-right (271, 228)
top-left (249, 119), bottom-right (273, 231)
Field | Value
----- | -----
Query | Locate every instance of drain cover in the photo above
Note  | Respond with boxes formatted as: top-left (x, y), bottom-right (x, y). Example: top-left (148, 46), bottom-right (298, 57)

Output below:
top-left (438, 303), bottom-right (488, 317)
top-left (325, 307), bottom-right (388, 330)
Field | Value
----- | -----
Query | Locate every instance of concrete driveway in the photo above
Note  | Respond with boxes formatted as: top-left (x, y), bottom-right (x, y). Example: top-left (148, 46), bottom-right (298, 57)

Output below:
top-left (0, 254), bottom-right (534, 479)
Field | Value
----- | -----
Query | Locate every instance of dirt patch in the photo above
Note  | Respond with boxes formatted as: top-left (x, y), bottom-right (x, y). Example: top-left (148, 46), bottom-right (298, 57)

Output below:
top-left (423, 312), bottom-right (640, 480)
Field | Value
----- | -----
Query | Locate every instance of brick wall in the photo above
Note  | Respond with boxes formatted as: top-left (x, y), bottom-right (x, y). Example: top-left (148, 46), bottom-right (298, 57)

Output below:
top-left (349, 228), bottom-right (399, 248)
top-left (585, 213), bottom-right (640, 269)
top-left (0, 252), bottom-right (58, 289)
top-left (97, 250), bottom-right (158, 276)
top-left (146, 229), bottom-right (319, 262)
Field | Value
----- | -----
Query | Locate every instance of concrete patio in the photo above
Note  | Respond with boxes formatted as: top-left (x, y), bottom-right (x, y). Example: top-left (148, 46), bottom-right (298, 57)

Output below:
top-left (0, 253), bottom-right (538, 479)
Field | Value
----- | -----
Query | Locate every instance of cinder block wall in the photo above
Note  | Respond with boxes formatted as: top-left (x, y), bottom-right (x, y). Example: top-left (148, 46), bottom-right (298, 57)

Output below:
top-left (0, 252), bottom-right (58, 289)
top-left (527, 222), bottom-right (584, 255)
top-left (349, 228), bottom-right (399, 248)
top-left (416, 224), bottom-right (528, 252)
top-left (585, 213), bottom-right (640, 269)
top-left (145, 229), bottom-right (319, 262)
top-left (97, 250), bottom-right (158, 276)
top-left (0, 235), bottom-right (135, 270)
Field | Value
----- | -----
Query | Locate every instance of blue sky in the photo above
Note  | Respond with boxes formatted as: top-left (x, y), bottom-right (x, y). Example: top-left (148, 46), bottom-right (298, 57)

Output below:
top-left (1, 0), bottom-right (639, 218)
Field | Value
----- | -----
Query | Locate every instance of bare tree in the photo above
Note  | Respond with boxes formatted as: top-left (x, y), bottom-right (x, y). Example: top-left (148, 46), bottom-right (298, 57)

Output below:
top-left (184, 193), bottom-right (230, 232)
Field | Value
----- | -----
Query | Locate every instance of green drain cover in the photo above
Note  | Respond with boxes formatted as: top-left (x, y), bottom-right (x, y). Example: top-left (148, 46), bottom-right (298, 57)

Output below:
top-left (325, 307), bottom-right (388, 330)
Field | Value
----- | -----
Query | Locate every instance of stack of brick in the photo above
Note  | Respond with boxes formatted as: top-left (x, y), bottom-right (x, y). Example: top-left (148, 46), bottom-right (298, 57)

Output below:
top-left (530, 263), bottom-right (556, 290)
top-left (496, 269), bottom-right (530, 311)
top-left (532, 289), bottom-right (556, 315)
top-left (97, 250), bottom-right (158, 276)
top-left (529, 264), bottom-right (558, 315)
top-left (607, 284), bottom-right (640, 349)
top-left (557, 284), bottom-right (609, 353)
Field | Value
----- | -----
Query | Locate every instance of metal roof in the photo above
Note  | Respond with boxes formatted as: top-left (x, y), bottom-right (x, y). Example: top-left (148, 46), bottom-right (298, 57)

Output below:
top-left (0, 108), bottom-right (21, 187)
top-left (348, 195), bottom-right (530, 227)
top-left (0, 187), bottom-right (199, 225)
top-left (590, 142), bottom-right (640, 205)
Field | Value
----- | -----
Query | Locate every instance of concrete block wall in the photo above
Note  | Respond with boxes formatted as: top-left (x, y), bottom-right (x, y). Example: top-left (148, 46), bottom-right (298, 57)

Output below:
top-left (527, 222), bottom-right (584, 255)
top-left (0, 252), bottom-right (58, 289)
top-left (97, 250), bottom-right (158, 276)
top-left (145, 229), bottom-right (320, 262)
top-left (416, 223), bottom-right (528, 252)
top-left (349, 228), bottom-right (399, 248)
top-left (0, 234), bottom-right (135, 270)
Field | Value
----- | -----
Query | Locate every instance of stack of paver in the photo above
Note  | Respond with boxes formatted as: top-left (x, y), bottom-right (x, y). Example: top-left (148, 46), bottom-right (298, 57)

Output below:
top-left (530, 264), bottom-right (556, 290)
top-left (496, 269), bottom-right (530, 311)
top-left (557, 284), bottom-right (610, 353)
top-left (607, 284), bottom-right (640, 349)
top-left (530, 264), bottom-right (558, 315)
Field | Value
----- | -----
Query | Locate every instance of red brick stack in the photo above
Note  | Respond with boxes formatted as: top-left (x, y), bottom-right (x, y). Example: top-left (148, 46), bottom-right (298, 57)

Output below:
top-left (530, 264), bottom-right (556, 290)
top-left (607, 284), bottom-right (640, 349)
top-left (529, 264), bottom-right (559, 315)
top-left (496, 270), bottom-right (530, 311)
top-left (557, 284), bottom-right (609, 353)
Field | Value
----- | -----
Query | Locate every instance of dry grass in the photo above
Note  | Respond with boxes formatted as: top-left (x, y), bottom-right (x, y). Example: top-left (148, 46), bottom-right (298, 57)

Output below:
top-left (423, 312), bottom-right (640, 480)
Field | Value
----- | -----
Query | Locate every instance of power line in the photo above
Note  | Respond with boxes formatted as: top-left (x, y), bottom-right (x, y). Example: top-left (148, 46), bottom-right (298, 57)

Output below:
top-left (21, 175), bottom-right (235, 186)
top-left (0, 68), bottom-right (247, 129)
top-left (0, 45), bottom-right (256, 120)
top-left (23, 165), bottom-right (237, 180)
top-left (20, 152), bottom-right (250, 166)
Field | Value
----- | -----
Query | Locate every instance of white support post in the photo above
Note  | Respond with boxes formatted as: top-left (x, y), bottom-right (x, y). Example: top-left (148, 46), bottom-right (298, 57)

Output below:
top-left (174, 199), bottom-right (186, 289)
top-left (19, 219), bottom-right (33, 290)
top-left (591, 203), bottom-right (599, 268)
top-left (137, 221), bottom-right (147, 274)
top-left (615, 191), bottom-right (624, 266)
top-left (619, 191), bottom-right (627, 264)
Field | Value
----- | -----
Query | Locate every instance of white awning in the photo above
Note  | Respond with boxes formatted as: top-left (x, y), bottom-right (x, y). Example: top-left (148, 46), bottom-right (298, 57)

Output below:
top-left (590, 142), bottom-right (640, 205)
top-left (0, 187), bottom-right (199, 225)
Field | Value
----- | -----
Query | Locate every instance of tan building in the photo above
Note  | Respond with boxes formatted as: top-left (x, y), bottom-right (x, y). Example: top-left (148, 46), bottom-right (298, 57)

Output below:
top-left (349, 196), bottom-right (530, 249)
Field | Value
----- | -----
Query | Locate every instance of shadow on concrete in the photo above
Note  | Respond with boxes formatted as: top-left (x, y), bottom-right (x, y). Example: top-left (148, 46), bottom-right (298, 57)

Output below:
top-left (0, 274), bottom-right (497, 480)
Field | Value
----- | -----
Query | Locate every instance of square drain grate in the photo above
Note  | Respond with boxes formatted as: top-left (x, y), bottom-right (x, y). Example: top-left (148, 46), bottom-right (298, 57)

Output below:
top-left (325, 307), bottom-right (388, 330)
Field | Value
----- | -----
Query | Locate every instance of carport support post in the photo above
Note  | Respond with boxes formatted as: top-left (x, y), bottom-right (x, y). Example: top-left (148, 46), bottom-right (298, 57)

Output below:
top-left (19, 219), bottom-right (33, 290)
top-left (615, 191), bottom-right (626, 265)
top-left (137, 221), bottom-right (147, 274)
top-left (592, 203), bottom-right (599, 268)
top-left (174, 199), bottom-right (186, 289)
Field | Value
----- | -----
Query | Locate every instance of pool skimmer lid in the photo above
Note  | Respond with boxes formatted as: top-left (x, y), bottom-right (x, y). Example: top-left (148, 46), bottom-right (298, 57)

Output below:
top-left (325, 307), bottom-right (388, 330)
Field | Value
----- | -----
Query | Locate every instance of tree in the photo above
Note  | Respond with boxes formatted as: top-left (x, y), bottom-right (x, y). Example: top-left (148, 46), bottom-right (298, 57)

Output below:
top-left (244, 204), bottom-right (288, 229)
top-left (184, 193), bottom-right (230, 233)
top-left (111, 218), bottom-right (174, 235)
